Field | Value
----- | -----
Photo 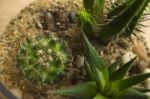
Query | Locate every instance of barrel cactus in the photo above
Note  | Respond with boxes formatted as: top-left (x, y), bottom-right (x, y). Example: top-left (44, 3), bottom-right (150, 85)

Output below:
top-left (16, 32), bottom-right (68, 84)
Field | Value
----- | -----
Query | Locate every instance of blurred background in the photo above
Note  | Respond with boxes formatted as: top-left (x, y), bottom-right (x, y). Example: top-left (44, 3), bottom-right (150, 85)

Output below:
top-left (0, 0), bottom-right (35, 34)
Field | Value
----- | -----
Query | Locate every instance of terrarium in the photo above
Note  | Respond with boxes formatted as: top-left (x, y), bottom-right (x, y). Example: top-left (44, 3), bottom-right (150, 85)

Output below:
top-left (0, 0), bottom-right (150, 99)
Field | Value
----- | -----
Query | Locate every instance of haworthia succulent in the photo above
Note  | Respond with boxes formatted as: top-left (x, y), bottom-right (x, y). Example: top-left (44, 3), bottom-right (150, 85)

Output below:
top-left (82, 32), bottom-right (109, 83)
top-left (49, 33), bottom-right (150, 99)
top-left (49, 82), bottom-right (97, 99)
top-left (111, 73), bottom-right (150, 91)
top-left (110, 57), bottom-right (136, 81)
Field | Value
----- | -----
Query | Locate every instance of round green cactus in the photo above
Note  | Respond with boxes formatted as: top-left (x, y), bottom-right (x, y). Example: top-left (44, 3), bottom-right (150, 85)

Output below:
top-left (16, 32), bottom-right (68, 84)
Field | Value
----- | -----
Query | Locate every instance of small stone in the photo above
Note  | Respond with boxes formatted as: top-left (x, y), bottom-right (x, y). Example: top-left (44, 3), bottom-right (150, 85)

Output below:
top-left (137, 60), bottom-right (149, 72)
top-left (56, 22), bottom-right (61, 26)
top-left (122, 51), bottom-right (136, 64)
top-left (146, 47), bottom-right (149, 51)
top-left (74, 55), bottom-right (84, 68)
top-left (143, 69), bottom-right (150, 88)
top-left (68, 12), bottom-right (76, 23)
top-left (37, 22), bottom-right (43, 29)
top-left (45, 12), bottom-right (55, 31)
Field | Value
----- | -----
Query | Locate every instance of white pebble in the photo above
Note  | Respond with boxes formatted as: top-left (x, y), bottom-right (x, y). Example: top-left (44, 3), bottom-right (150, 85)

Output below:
top-left (122, 51), bottom-right (136, 64)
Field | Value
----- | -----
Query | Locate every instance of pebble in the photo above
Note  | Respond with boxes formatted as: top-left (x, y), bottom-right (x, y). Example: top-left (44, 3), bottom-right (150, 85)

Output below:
top-left (74, 55), bottom-right (84, 68)
top-left (143, 69), bottom-right (150, 88)
top-left (56, 22), bottom-right (61, 26)
top-left (45, 12), bottom-right (55, 31)
top-left (37, 22), bottom-right (43, 29)
top-left (122, 51), bottom-right (136, 64)
top-left (68, 12), bottom-right (76, 23)
top-left (137, 60), bottom-right (149, 72)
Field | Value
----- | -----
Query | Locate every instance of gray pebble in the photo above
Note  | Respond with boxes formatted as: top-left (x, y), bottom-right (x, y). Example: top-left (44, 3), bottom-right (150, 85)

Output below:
top-left (45, 12), bottom-right (55, 31)
top-left (74, 55), bottom-right (84, 68)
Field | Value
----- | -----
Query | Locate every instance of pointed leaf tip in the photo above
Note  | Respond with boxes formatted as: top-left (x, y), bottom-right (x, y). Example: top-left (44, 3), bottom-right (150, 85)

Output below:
top-left (110, 56), bottom-right (137, 81)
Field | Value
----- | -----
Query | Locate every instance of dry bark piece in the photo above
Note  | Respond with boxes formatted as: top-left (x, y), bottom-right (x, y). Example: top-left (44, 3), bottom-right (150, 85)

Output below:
top-left (132, 40), bottom-right (149, 63)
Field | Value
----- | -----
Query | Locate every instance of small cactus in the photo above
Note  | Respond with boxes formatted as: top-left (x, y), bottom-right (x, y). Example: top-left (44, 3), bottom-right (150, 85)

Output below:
top-left (16, 32), bottom-right (68, 84)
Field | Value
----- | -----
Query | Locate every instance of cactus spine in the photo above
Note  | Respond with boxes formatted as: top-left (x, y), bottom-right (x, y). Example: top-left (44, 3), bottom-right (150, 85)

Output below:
top-left (16, 32), bottom-right (68, 84)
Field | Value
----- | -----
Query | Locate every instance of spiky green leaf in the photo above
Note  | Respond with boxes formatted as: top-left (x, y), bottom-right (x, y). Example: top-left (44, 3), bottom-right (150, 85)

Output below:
top-left (94, 93), bottom-right (108, 99)
top-left (111, 73), bottom-right (150, 91)
top-left (110, 57), bottom-right (136, 81)
top-left (93, 0), bottom-right (105, 19)
top-left (112, 88), bottom-right (148, 99)
top-left (84, 59), bottom-right (93, 80)
top-left (49, 82), bottom-right (97, 99)
top-left (108, 59), bottom-right (121, 75)
top-left (93, 68), bottom-right (107, 92)
top-left (98, 0), bottom-right (149, 42)
top-left (83, 0), bottom-right (94, 10)
top-left (77, 10), bottom-right (96, 35)
top-left (82, 33), bottom-right (109, 83)
top-left (132, 87), bottom-right (150, 93)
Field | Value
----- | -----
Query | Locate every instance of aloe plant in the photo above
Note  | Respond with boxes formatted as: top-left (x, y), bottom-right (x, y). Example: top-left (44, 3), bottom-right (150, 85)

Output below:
top-left (97, 0), bottom-right (150, 42)
top-left (48, 33), bottom-right (150, 99)
top-left (77, 0), bottom-right (149, 43)
top-left (76, 0), bottom-right (105, 35)
top-left (16, 33), bottom-right (68, 84)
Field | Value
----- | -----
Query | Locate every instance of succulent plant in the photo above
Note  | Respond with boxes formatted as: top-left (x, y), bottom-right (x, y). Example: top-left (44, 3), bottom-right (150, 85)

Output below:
top-left (16, 32), bottom-right (68, 84)
top-left (76, 0), bottom-right (150, 43)
top-left (77, 10), bottom-right (97, 35)
top-left (76, 0), bottom-right (105, 35)
top-left (49, 33), bottom-right (150, 99)
top-left (97, 0), bottom-right (150, 42)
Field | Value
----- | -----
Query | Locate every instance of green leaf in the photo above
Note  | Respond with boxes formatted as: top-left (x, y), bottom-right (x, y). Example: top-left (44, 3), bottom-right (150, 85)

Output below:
top-left (77, 10), bottom-right (96, 35)
top-left (111, 73), bottom-right (150, 91)
top-left (110, 57), bottom-right (136, 81)
top-left (93, 0), bottom-right (105, 19)
top-left (108, 59), bottom-right (121, 75)
top-left (48, 82), bottom-right (97, 99)
top-left (94, 93), bottom-right (109, 99)
top-left (132, 87), bottom-right (150, 93)
top-left (82, 33), bottom-right (109, 83)
top-left (98, 0), bottom-right (149, 42)
top-left (93, 68), bottom-right (107, 92)
top-left (84, 59), bottom-right (93, 80)
top-left (112, 88), bottom-right (148, 99)
top-left (83, 0), bottom-right (94, 10)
